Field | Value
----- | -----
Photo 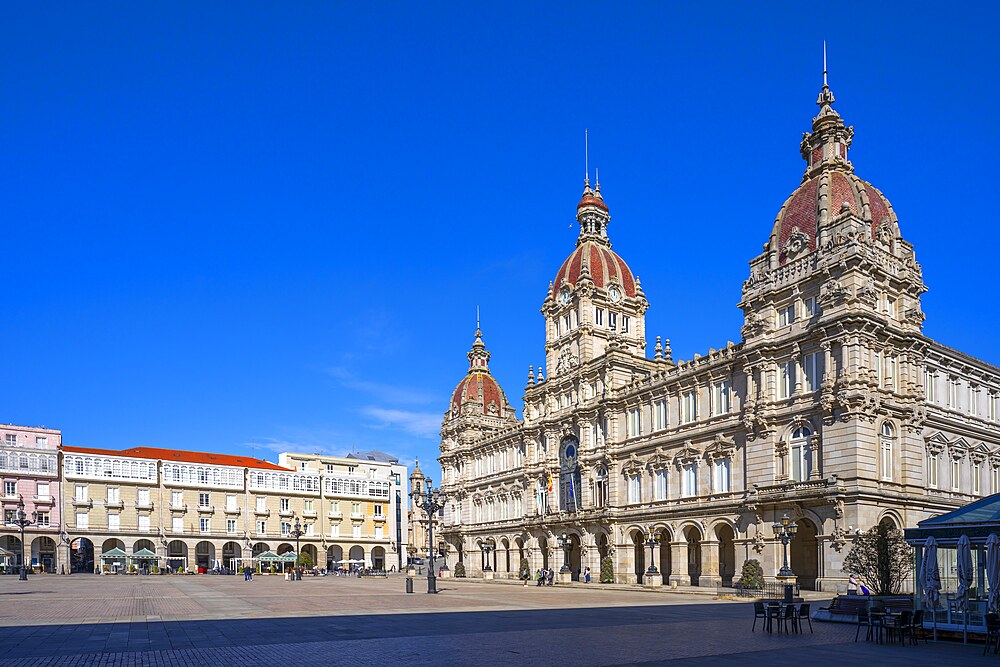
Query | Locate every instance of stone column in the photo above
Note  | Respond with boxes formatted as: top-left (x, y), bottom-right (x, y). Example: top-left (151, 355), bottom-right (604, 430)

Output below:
top-left (668, 541), bottom-right (689, 586)
top-left (700, 540), bottom-right (722, 588)
top-left (57, 539), bottom-right (70, 575)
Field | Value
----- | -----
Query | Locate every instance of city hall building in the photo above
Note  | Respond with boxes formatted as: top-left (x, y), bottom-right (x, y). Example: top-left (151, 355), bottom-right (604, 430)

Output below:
top-left (436, 78), bottom-right (1000, 591)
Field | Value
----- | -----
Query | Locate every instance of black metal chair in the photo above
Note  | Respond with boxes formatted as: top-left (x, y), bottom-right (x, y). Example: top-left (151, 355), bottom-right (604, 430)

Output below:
top-left (855, 607), bottom-right (874, 642)
top-left (783, 604), bottom-right (798, 634)
top-left (797, 603), bottom-right (813, 634)
top-left (984, 613), bottom-right (1000, 655)
top-left (766, 603), bottom-right (782, 634)
top-left (752, 601), bottom-right (766, 632)
top-left (891, 610), bottom-right (912, 645)
top-left (909, 609), bottom-right (927, 645)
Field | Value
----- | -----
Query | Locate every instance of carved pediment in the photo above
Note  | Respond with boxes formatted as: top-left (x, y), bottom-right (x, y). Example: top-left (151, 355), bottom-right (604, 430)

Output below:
top-left (705, 433), bottom-right (738, 460)
top-left (925, 432), bottom-right (949, 456)
top-left (621, 453), bottom-right (643, 477)
top-left (646, 446), bottom-right (672, 471)
top-left (674, 440), bottom-right (701, 466)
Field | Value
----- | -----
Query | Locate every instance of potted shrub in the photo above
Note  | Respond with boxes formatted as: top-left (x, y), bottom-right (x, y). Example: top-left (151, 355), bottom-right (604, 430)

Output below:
top-left (454, 562), bottom-right (466, 578)
top-left (152, 565), bottom-right (159, 575)
top-left (600, 556), bottom-right (614, 583)
top-left (129, 564), bottom-right (136, 575)
top-left (738, 559), bottom-right (765, 594)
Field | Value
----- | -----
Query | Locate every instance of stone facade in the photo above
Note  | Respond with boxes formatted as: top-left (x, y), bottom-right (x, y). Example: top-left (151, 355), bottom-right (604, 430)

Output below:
top-left (0, 425), bottom-right (62, 571)
top-left (437, 79), bottom-right (1000, 591)
top-left (0, 443), bottom-right (409, 574)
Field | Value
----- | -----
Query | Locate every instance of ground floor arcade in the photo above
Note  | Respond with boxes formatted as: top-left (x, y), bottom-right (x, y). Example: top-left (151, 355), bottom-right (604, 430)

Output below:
top-left (0, 532), bottom-right (397, 574)
top-left (440, 493), bottom-right (929, 592)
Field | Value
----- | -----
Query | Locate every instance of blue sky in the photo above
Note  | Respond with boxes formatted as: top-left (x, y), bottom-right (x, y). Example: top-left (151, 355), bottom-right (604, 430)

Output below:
top-left (2, 3), bottom-right (998, 482)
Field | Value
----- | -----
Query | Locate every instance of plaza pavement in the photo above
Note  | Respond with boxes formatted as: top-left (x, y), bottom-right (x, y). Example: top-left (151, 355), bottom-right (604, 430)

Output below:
top-left (0, 573), bottom-right (992, 666)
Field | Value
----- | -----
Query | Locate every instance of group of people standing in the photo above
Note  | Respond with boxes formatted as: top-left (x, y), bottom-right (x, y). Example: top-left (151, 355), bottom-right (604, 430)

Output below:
top-left (525, 566), bottom-right (592, 586)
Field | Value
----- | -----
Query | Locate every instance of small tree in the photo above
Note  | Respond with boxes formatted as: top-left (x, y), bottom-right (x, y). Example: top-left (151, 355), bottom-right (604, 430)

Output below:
top-left (454, 562), bottom-right (466, 578)
top-left (600, 556), bottom-right (614, 583)
top-left (519, 558), bottom-right (530, 580)
top-left (739, 559), bottom-right (765, 591)
top-left (843, 522), bottom-right (913, 595)
top-left (297, 551), bottom-right (314, 568)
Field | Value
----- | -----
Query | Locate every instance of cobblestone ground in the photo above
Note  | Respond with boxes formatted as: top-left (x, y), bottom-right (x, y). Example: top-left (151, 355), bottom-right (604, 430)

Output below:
top-left (0, 574), bottom-right (991, 665)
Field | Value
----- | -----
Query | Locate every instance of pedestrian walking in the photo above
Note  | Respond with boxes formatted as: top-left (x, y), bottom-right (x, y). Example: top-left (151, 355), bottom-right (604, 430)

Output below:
top-left (584, 566), bottom-right (591, 584)
top-left (546, 568), bottom-right (554, 586)
top-left (536, 569), bottom-right (544, 586)
top-left (243, 565), bottom-right (252, 581)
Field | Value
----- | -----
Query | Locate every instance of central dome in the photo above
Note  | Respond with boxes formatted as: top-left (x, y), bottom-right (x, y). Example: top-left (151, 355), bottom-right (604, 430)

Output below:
top-left (768, 79), bottom-right (901, 265)
top-left (553, 241), bottom-right (636, 297)
top-left (552, 181), bottom-right (637, 297)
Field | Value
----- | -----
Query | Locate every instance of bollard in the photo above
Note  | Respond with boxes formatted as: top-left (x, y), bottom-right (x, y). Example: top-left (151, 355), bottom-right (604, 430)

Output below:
top-left (405, 577), bottom-right (413, 594)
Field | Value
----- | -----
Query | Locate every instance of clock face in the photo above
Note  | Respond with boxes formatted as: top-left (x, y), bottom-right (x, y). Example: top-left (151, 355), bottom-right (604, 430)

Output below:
top-left (559, 287), bottom-right (572, 304)
top-left (608, 285), bottom-right (622, 303)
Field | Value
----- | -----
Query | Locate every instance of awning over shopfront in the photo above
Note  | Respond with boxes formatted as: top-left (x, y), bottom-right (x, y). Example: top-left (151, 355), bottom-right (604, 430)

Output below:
top-left (99, 548), bottom-right (128, 560)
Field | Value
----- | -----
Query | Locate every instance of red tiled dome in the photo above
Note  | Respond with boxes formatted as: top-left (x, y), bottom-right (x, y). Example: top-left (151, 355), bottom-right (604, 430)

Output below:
top-left (771, 170), bottom-right (899, 265)
top-left (553, 240), bottom-right (636, 297)
top-left (450, 371), bottom-right (509, 416)
top-left (578, 193), bottom-right (609, 212)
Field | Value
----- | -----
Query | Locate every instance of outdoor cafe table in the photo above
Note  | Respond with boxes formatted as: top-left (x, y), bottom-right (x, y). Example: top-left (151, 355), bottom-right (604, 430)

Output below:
top-left (869, 610), bottom-right (904, 644)
top-left (763, 601), bottom-right (799, 635)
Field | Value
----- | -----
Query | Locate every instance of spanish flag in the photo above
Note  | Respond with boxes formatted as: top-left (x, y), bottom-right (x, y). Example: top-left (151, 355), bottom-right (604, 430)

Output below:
top-left (546, 472), bottom-right (554, 492)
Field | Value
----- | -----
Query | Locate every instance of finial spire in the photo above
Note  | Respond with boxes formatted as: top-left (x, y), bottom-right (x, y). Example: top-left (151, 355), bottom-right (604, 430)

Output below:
top-left (823, 40), bottom-right (828, 87)
top-left (476, 305), bottom-right (480, 331)
top-left (584, 128), bottom-right (590, 186)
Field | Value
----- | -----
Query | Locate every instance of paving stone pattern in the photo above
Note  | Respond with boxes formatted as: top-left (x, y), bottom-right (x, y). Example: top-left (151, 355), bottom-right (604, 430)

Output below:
top-left (0, 574), bottom-right (991, 665)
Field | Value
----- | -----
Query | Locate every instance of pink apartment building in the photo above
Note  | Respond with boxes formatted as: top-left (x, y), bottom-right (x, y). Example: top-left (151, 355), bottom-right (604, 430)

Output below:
top-left (0, 424), bottom-right (62, 572)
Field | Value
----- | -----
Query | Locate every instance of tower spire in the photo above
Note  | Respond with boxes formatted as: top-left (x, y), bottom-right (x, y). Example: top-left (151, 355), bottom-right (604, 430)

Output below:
top-left (823, 40), bottom-right (828, 88)
top-left (584, 128), bottom-right (590, 187)
top-left (467, 323), bottom-right (491, 373)
top-left (799, 41), bottom-right (853, 178)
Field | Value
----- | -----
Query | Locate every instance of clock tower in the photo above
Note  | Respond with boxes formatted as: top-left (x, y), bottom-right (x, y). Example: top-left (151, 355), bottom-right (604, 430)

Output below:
top-left (542, 178), bottom-right (649, 379)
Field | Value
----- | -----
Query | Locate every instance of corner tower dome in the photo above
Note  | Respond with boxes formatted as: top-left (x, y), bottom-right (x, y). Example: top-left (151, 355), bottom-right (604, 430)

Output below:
top-left (448, 327), bottom-right (514, 419)
top-left (552, 179), bottom-right (637, 298)
top-left (767, 76), bottom-right (903, 265)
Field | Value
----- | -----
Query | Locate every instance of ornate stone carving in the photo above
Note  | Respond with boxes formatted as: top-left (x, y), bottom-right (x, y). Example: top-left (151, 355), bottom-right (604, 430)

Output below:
top-left (783, 226), bottom-right (809, 259)
top-left (819, 278), bottom-right (850, 306)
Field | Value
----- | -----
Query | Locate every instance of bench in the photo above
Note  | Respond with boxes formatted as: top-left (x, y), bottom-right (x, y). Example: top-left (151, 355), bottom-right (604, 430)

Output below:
top-left (819, 596), bottom-right (869, 616)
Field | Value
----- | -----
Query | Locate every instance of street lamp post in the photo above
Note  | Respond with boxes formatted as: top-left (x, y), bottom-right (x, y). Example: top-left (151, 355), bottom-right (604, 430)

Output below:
top-left (290, 515), bottom-right (305, 580)
top-left (644, 531), bottom-right (659, 576)
top-left (771, 513), bottom-right (799, 603)
top-left (481, 539), bottom-right (495, 572)
top-left (557, 533), bottom-right (572, 573)
top-left (12, 496), bottom-right (37, 581)
top-left (410, 477), bottom-right (445, 594)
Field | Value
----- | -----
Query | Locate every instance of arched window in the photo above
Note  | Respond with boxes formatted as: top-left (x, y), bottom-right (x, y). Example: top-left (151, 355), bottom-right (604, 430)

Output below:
top-left (880, 422), bottom-right (894, 481)
top-left (789, 426), bottom-right (812, 482)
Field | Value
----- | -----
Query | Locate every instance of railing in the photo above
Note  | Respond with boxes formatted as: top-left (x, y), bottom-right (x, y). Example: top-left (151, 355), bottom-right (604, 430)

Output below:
top-left (224, 506), bottom-right (240, 515)
top-left (169, 503), bottom-right (188, 512)
top-left (253, 508), bottom-right (270, 517)
top-left (33, 494), bottom-right (54, 503)
top-left (278, 509), bottom-right (294, 517)
top-left (718, 581), bottom-right (802, 599)
top-left (72, 497), bottom-right (93, 508)
top-left (196, 505), bottom-right (215, 513)
top-left (105, 500), bottom-right (125, 510)
top-left (135, 500), bottom-right (154, 510)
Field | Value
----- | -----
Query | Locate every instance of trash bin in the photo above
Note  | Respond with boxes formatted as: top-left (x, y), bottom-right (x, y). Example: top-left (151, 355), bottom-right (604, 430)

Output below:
top-left (405, 577), bottom-right (413, 594)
